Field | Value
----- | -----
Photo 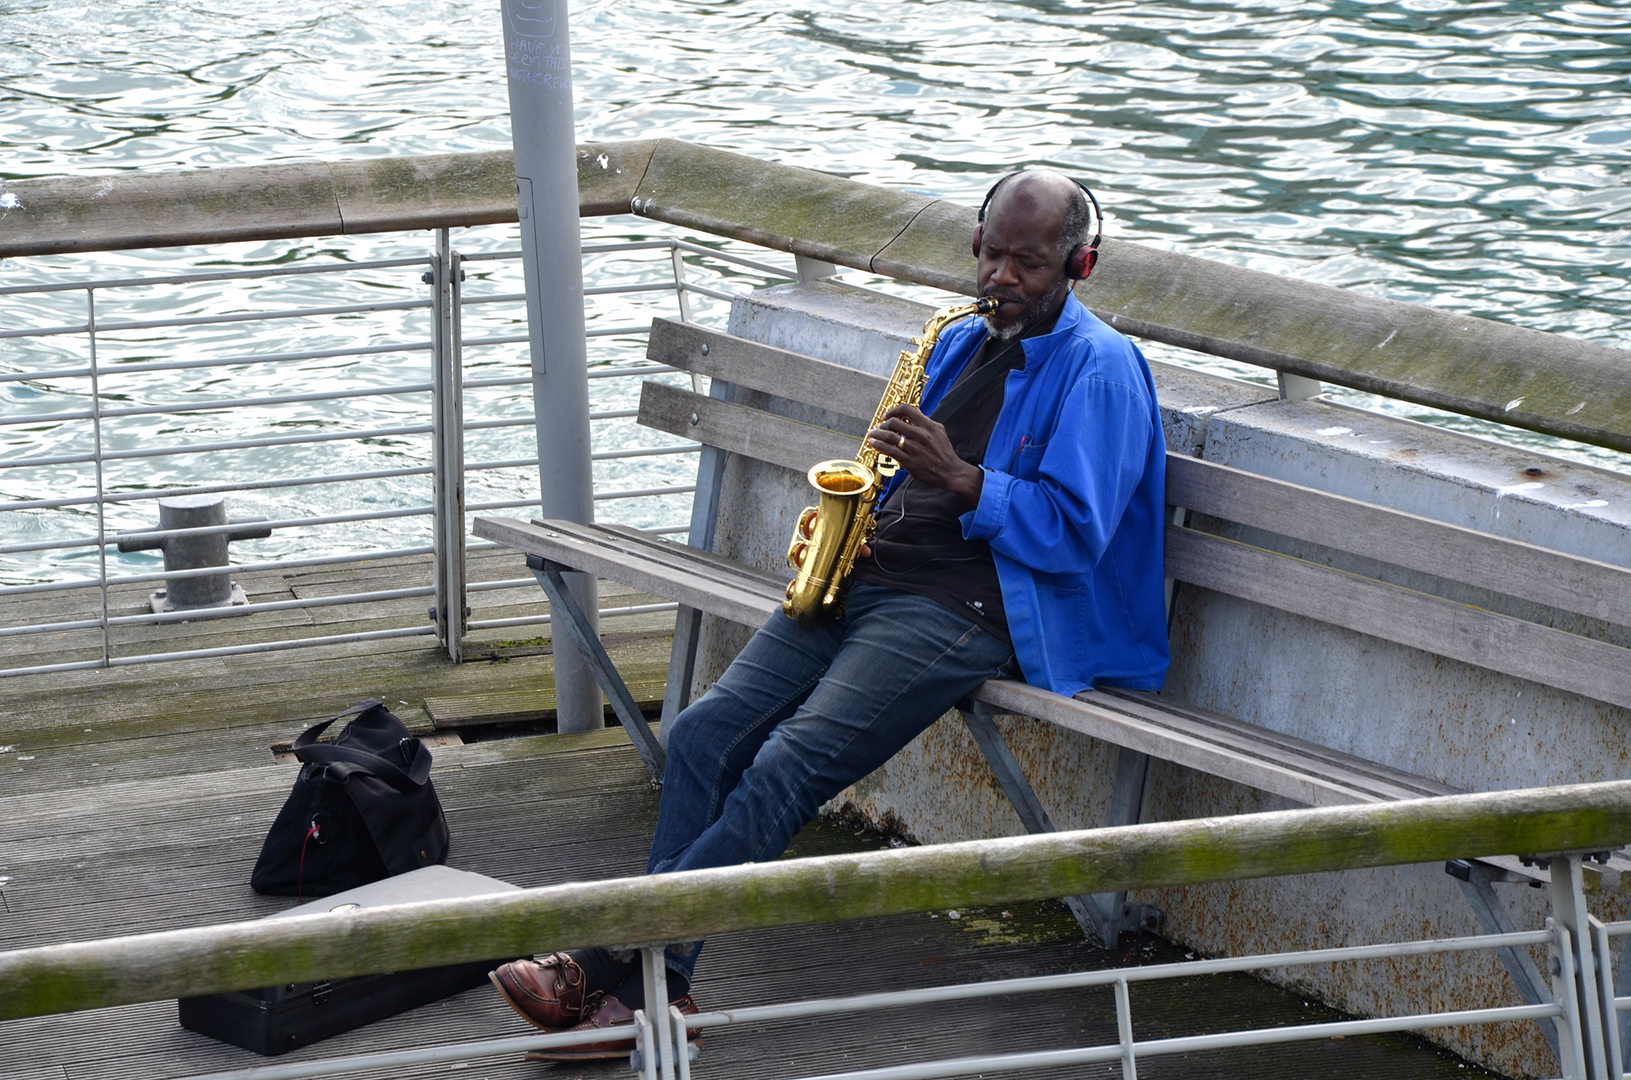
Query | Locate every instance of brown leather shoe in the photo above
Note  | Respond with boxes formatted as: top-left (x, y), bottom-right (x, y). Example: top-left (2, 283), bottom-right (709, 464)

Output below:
top-left (523, 993), bottom-right (700, 1061)
top-left (489, 952), bottom-right (598, 1031)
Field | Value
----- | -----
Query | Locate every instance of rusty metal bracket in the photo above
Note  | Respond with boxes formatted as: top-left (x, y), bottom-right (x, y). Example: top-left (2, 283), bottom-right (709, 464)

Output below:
top-left (1446, 858), bottom-right (1562, 1063)
top-left (529, 556), bottom-right (666, 783)
top-left (962, 701), bottom-right (1162, 948)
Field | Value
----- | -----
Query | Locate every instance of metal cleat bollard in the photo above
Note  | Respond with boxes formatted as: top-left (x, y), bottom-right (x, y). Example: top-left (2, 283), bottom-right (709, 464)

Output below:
top-left (116, 493), bottom-right (272, 615)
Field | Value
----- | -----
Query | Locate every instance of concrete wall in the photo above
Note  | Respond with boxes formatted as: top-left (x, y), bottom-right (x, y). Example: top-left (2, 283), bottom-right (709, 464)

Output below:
top-left (706, 279), bottom-right (1631, 1079)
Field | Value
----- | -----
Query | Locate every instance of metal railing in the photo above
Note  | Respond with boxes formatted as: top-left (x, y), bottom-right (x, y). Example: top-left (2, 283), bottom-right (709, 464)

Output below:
top-left (0, 225), bottom-right (798, 677)
top-left (2, 779), bottom-right (1628, 1080)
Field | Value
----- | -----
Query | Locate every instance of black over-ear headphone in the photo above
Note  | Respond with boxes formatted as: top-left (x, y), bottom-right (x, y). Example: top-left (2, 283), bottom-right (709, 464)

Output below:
top-left (973, 170), bottom-right (1103, 280)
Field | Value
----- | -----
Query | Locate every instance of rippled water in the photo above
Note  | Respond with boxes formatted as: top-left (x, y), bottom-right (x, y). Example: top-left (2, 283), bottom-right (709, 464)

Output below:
top-left (2, 0), bottom-right (1629, 581)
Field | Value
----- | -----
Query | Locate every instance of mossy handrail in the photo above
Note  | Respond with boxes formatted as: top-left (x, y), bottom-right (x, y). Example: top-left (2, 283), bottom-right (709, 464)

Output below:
top-left (2, 779), bottom-right (1629, 1022)
top-left (2, 139), bottom-right (1627, 454)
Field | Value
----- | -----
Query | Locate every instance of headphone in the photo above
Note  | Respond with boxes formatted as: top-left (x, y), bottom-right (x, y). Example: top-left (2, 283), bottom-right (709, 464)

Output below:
top-left (973, 170), bottom-right (1103, 280)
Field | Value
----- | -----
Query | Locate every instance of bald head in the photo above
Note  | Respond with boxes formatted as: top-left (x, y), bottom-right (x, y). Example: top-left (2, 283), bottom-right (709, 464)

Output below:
top-left (975, 169), bottom-right (1091, 339)
top-left (982, 169), bottom-right (1093, 263)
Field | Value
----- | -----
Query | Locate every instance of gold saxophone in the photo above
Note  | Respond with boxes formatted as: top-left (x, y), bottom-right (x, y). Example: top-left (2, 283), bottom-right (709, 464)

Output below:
top-left (783, 296), bottom-right (999, 627)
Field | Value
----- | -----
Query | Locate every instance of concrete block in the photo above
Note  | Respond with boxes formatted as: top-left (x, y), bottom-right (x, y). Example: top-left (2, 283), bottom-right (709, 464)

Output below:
top-left (1164, 395), bottom-right (1631, 794)
top-left (1146, 360), bottom-right (1277, 457)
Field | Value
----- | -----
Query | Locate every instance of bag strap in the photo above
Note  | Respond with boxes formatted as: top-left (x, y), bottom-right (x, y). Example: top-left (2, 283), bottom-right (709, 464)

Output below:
top-left (291, 702), bottom-right (430, 792)
top-left (930, 336), bottom-right (1025, 424)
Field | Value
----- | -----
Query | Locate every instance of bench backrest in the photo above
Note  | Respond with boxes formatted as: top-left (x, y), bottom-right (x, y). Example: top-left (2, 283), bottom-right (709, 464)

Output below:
top-left (640, 315), bottom-right (1631, 711)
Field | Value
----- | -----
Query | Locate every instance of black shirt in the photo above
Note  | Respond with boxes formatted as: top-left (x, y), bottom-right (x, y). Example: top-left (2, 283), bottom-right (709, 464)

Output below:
top-left (852, 330), bottom-right (1031, 641)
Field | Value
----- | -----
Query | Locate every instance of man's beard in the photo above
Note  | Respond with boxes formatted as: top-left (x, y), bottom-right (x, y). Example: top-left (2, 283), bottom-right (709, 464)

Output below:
top-left (982, 281), bottom-right (1067, 341)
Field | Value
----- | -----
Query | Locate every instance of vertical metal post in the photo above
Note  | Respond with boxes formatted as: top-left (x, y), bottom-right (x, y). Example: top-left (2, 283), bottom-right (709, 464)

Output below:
top-left (1114, 976), bottom-right (1138, 1080)
top-left (633, 1012), bottom-right (658, 1080)
top-left (670, 1004), bottom-right (694, 1080)
top-left (88, 287), bottom-right (110, 668)
top-left (429, 232), bottom-right (467, 662)
top-left (1163, 504), bottom-right (1187, 624)
top-left (1616, 928), bottom-right (1631, 1076)
top-left (638, 945), bottom-right (677, 1080)
top-left (1556, 919), bottom-right (1593, 1080)
top-left (501, 0), bottom-right (602, 732)
top-left (669, 242), bottom-right (695, 325)
top-left (669, 243), bottom-right (703, 397)
top-left (1591, 919), bottom-right (1625, 1080)
top-left (1552, 856), bottom-right (1612, 1080)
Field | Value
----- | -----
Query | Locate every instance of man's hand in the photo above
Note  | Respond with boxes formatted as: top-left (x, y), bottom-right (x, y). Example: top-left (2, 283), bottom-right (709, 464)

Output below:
top-left (866, 405), bottom-right (984, 508)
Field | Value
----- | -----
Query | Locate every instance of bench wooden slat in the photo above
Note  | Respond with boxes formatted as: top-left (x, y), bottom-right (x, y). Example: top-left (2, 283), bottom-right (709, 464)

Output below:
top-left (472, 517), bottom-right (782, 628)
top-left (971, 679), bottom-right (1394, 809)
top-left (1168, 454), bottom-right (1631, 630)
top-left (639, 381), bottom-right (856, 472)
top-left (1168, 524), bottom-right (1631, 711)
top-left (1106, 690), bottom-right (1456, 800)
top-left (646, 318), bottom-right (885, 420)
top-left (584, 521), bottom-right (789, 597)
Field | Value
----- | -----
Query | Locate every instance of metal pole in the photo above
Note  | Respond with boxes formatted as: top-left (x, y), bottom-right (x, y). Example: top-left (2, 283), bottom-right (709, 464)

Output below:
top-left (429, 231), bottom-right (467, 662)
top-left (1114, 976), bottom-right (1138, 1080)
top-left (500, 0), bottom-right (602, 732)
top-left (1553, 854), bottom-right (1613, 1080)
top-left (88, 287), bottom-right (110, 668)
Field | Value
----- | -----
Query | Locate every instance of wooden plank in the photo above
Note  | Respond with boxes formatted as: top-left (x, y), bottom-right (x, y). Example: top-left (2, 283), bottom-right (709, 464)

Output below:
top-left (970, 680), bottom-right (1389, 809)
top-left (1167, 453), bottom-right (1631, 628)
top-left (1167, 524), bottom-right (1631, 711)
top-left (646, 318), bottom-right (885, 419)
top-left (638, 381), bottom-right (856, 472)
top-left (1103, 689), bottom-right (1457, 800)
top-left (0, 733), bottom-right (660, 841)
top-left (472, 517), bottom-right (781, 628)
top-left (1089, 690), bottom-right (1454, 803)
top-left (517, 520), bottom-right (788, 602)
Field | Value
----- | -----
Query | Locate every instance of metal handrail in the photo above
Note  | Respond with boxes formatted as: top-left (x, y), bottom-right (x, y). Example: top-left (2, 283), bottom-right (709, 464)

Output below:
top-left (0, 296), bottom-right (433, 340)
top-left (0, 254), bottom-right (432, 296)
top-left (2, 779), bottom-right (1626, 1021)
top-left (0, 339), bottom-right (433, 384)
top-left (0, 221), bottom-right (786, 675)
top-left (4, 142), bottom-right (1625, 451)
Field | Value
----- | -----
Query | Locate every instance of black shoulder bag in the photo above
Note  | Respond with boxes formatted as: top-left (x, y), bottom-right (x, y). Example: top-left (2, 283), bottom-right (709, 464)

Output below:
top-left (251, 700), bottom-right (450, 898)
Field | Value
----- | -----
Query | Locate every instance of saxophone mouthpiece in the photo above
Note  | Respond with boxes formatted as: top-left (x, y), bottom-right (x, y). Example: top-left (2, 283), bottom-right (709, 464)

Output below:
top-left (975, 296), bottom-right (1000, 315)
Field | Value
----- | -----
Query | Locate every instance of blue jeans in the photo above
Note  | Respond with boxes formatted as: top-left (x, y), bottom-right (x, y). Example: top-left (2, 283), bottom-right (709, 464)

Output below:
top-left (647, 582), bottom-right (1015, 982)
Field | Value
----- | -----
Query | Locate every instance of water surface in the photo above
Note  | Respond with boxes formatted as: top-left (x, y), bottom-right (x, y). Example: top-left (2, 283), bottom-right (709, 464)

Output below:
top-left (1, 0), bottom-right (1628, 581)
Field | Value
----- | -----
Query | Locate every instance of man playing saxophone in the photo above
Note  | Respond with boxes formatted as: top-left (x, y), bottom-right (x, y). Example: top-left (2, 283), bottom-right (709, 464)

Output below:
top-left (491, 167), bottom-right (1170, 1055)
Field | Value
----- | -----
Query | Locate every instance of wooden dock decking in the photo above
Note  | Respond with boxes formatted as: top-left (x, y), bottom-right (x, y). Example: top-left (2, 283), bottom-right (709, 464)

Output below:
top-left (0, 554), bottom-right (1504, 1079)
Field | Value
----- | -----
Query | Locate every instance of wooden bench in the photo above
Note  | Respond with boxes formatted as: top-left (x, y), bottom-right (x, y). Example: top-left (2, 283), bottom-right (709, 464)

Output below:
top-left (474, 313), bottom-right (1631, 1056)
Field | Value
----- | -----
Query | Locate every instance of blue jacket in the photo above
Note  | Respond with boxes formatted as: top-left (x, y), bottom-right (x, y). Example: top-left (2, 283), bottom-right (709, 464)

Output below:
top-left (880, 293), bottom-right (1170, 695)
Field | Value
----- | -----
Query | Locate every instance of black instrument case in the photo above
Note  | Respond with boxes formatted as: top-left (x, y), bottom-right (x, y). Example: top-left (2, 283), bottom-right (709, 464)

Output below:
top-left (178, 865), bottom-right (519, 1055)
